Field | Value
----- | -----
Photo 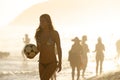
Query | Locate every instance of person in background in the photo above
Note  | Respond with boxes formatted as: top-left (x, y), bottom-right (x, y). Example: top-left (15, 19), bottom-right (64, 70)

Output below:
top-left (81, 35), bottom-right (89, 78)
top-left (22, 34), bottom-right (30, 60)
top-left (35, 14), bottom-right (62, 80)
top-left (68, 37), bottom-right (83, 80)
top-left (116, 39), bottom-right (120, 61)
top-left (93, 37), bottom-right (105, 76)
top-left (23, 34), bottom-right (30, 45)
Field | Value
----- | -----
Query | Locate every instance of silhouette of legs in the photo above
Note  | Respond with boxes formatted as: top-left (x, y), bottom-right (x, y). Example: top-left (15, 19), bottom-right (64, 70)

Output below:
top-left (21, 50), bottom-right (25, 60)
top-left (82, 68), bottom-right (86, 77)
top-left (81, 56), bottom-right (88, 78)
top-left (100, 60), bottom-right (103, 74)
top-left (96, 60), bottom-right (99, 76)
top-left (39, 62), bottom-right (57, 80)
top-left (77, 67), bottom-right (80, 80)
top-left (72, 66), bottom-right (75, 80)
top-left (71, 66), bottom-right (80, 80)
top-left (96, 59), bottom-right (103, 76)
top-left (82, 63), bottom-right (87, 78)
top-left (50, 72), bottom-right (56, 80)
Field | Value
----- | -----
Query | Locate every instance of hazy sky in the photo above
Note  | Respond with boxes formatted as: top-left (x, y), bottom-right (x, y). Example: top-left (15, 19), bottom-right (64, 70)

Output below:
top-left (0, 0), bottom-right (120, 58)
top-left (0, 0), bottom-right (47, 27)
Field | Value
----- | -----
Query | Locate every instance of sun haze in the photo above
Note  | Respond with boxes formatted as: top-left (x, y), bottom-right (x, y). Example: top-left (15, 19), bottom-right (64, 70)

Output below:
top-left (0, 0), bottom-right (48, 27)
top-left (0, 0), bottom-right (120, 59)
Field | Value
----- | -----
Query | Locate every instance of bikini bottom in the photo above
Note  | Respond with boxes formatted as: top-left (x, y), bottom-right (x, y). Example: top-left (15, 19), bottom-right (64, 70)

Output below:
top-left (39, 62), bottom-right (57, 80)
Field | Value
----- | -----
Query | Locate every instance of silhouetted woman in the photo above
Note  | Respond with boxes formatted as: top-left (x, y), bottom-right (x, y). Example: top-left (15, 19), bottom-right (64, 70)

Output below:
top-left (35, 14), bottom-right (62, 80)
top-left (81, 35), bottom-right (89, 78)
top-left (68, 37), bottom-right (83, 80)
top-left (93, 37), bottom-right (105, 75)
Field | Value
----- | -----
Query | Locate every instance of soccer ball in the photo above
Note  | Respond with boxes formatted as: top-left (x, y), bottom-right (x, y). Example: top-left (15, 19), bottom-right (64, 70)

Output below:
top-left (23, 44), bottom-right (39, 59)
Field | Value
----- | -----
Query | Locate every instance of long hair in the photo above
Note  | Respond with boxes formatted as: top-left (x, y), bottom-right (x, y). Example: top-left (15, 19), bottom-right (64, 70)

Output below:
top-left (35, 14), bottom-right (54, 40)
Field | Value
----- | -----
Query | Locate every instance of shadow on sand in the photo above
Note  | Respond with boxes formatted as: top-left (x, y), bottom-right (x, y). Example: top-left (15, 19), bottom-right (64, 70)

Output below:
top-left (87, 69), bottom-right (120, 80)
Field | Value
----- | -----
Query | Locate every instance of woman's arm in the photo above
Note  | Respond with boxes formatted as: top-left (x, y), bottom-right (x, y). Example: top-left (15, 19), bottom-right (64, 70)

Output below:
top-left (54, 31), bottom-right (62, 72)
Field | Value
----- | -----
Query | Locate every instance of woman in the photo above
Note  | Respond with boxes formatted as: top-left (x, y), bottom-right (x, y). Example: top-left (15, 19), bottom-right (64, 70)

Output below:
top-left (81, 35), bottom-right (89, 78)
top-left (93, 37), bottom-right (105, 76)
top-left (68, 37), bottom-right (83, 80)
top-left (35, 14), bottom-right (62, 80)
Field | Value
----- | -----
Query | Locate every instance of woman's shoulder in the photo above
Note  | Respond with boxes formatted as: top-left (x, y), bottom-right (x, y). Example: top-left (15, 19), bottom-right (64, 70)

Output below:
top-left (52, 30), bottom-right (58, 33)
top-left (51, 30), bottom-right (59, 35)
top-left (51, 30), bottom-right (60, 41)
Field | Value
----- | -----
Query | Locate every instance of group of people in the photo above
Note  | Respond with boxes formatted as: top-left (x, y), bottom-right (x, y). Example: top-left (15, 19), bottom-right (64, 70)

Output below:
top-left (21, 13), bottom-right (106, 80)
top-left (68, 36), bottom-right (105, 80)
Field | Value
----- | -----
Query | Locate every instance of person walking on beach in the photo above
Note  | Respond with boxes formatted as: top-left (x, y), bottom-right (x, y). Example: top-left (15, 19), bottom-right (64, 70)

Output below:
top-left (81, 35), bottom-right (89, 78)
top-left (93, 37), bottom-right (105, 76)
top-left (22, 34), bottom-right (30, 60)
top-left (116, 39), bottom-right (120, 61)
top-left (35, 14), bottom-right (62, 80)
top-left (68, 37), bottom-right (83, 80)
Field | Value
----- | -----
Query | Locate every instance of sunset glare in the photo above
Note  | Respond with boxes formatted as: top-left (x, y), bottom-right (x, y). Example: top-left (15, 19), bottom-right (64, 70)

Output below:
top-left (0, 0), bottom-right (48, 27)
top-left (1, 0), bottom-right (120, 80)
top-left (0, 0), bottom-right (120, 59)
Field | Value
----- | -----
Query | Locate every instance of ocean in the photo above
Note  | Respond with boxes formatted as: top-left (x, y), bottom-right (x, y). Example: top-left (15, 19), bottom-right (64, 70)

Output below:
top-left (0, 54), bottom-right (119, 80)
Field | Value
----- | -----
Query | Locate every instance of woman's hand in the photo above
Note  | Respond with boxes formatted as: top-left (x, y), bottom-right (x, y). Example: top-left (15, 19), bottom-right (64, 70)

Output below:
top-left (57, 62), bottom-right (62, 72)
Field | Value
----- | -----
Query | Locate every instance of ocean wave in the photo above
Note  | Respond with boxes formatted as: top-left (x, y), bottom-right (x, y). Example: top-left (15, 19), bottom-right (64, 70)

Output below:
top-left (0, 70), bottom-right (38, 76)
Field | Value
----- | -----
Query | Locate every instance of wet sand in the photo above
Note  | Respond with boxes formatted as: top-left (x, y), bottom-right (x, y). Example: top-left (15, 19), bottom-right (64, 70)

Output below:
top-left (87, 69), bottom-right (120, 80)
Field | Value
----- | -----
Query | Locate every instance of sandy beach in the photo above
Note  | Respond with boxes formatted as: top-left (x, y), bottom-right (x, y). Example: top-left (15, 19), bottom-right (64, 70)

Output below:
top-left (87, 69), bottom-right (120, 80)
top-left (0, 56), bottom-right (120, 80)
